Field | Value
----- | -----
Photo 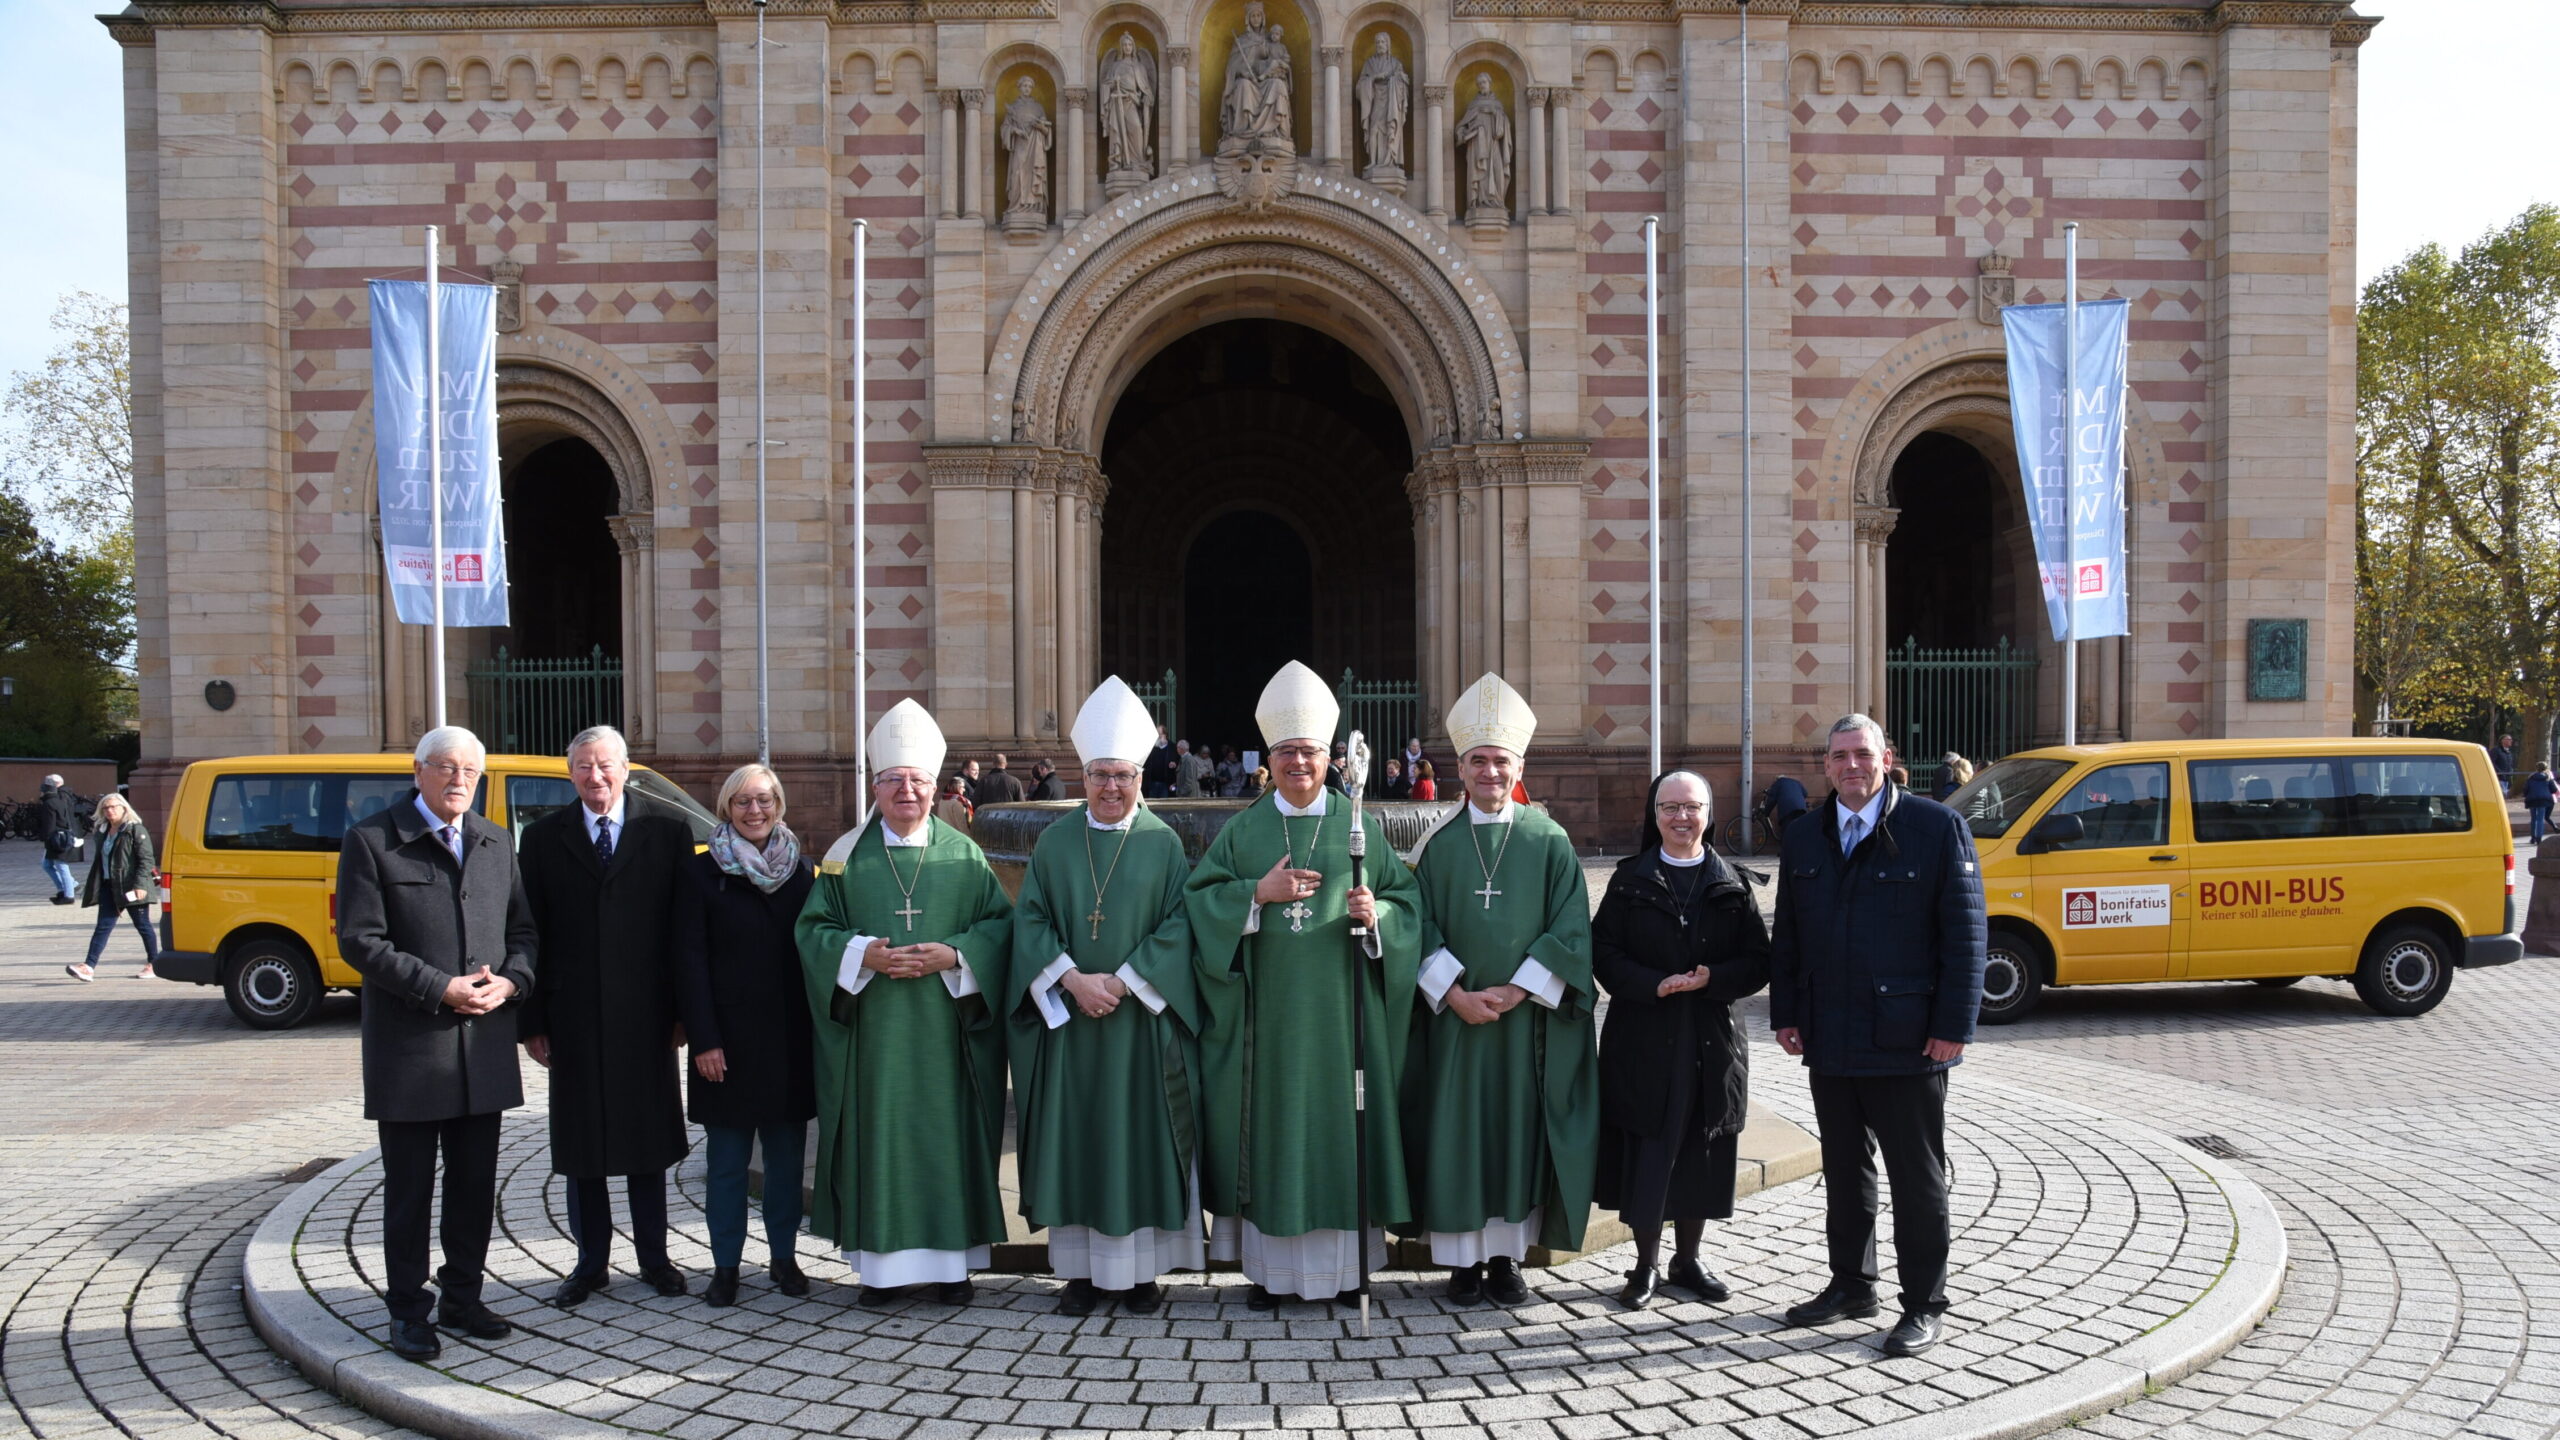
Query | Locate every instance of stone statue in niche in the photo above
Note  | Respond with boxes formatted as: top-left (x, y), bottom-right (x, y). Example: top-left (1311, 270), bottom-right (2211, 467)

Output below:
top-left (1456, 72), bottom-right (1512, 231)
top-left (1218, 1), bottom-right (1294, 157)
top-left (1000, 76), bottom-right (1052, 237)
top-left (1355, 34), bottom-right (1409, 189)
top-left (1098, 31), bottom-right (1156, 191)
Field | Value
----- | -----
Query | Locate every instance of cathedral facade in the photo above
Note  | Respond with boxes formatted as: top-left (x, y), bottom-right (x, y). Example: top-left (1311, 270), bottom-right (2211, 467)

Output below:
top-left (112, 0), bottom-right (2371, 840)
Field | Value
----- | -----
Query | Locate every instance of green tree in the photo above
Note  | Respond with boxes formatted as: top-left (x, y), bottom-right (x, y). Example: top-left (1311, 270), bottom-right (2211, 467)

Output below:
top-left (0, 493), bottom-right (134, 755)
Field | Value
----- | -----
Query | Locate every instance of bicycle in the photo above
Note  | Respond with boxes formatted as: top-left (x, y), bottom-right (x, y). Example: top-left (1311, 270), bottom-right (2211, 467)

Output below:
top-left (1716, 804), bottom-right (1783, 854)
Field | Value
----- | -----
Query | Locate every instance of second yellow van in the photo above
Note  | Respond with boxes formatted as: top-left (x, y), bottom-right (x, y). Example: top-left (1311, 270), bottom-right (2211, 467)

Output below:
top-left (1946, 737), bottom-right (2521, 1021)
top-left (153, 752), bottom-right (716, 1029)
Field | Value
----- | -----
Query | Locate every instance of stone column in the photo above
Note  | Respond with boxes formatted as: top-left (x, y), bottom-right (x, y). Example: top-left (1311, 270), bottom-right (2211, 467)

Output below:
top-left (1548, 87), bottom-right (1573, 214)
top-left (1478, 470), bottom-right (1504, 676)
top-left (607, 514), bottom-right (661, 748)
top-left (938, 91), bottom-right (961, 217)
top-left (1166, 49), bottom-right (1191, 170)
top-left (1061, 88), bottom-right (1089, 223)
top-left (961, 89), bottom-right (987, 220)
top-left (1853, 509), bottom-right (1897, 719)
top-left (1422, 86), bottom-right (1448, 218)
top-left (1321, 47), bottom-right (1344, 167)
top-left (1525, 88), bottom-right (1549, 216)
top-left (1054, 478), bottom-right (1083, 714)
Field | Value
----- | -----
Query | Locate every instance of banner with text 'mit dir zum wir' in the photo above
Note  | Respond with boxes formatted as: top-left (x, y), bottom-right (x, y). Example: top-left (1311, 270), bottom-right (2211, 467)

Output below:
top-left (369, 278), bottom-right (508, 627)
top-left (2000, 296), bottom-right (2129, 641)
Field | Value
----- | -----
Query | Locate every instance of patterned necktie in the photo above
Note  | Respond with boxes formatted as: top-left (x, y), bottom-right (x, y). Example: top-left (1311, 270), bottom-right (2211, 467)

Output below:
top-left (594, 815), bottom-right (615, 866)
top-left (1840, 815), bottom-right (1863, 857)
top-left (439, 824), bottom-right (459, 863)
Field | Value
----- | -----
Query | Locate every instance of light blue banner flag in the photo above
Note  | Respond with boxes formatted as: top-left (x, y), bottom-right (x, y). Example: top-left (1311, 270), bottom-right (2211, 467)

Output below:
top-left (2000, 296), bottom-right (2130, 641)
top-left (369, 279), bottom-right (508, 627)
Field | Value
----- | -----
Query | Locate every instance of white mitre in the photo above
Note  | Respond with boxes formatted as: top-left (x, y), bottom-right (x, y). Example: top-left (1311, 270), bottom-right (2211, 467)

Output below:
top-left (1447, 671), bottom-right (1536, 758)
top-left (868, 697), bottom-right (948, 779)
top-left (1254, 660), bottom-right (1340, 749)
top-left (1072, 676), bottom-right (1158, 767)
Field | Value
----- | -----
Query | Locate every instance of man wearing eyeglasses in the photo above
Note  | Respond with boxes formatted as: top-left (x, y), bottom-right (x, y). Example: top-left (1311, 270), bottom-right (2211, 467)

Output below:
top-left (335, 725), bottom-right (537, 1361)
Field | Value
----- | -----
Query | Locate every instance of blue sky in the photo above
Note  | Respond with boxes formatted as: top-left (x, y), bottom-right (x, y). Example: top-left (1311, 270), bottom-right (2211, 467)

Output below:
top-left (4, 0), bottom-right (2551, 383)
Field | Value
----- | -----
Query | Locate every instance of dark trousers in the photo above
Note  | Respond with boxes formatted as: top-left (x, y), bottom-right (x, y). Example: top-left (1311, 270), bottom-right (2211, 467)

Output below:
top-left (564, 1170), bottom-right (670, 1278)
top-left (1809, 1070), bottom-right (1952, 1316)
top-left (85, 902), bottom-right (162, 968)
top-left (702, 1123), bottom-right (807, 1269)
top-left (377, 1112), bottom-right (503, 1323)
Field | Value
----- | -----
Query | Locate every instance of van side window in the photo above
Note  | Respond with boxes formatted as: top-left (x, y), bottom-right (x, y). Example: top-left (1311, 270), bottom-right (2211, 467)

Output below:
top-left (2190, 759), bottom-right (2345, 842)
top-left (507, 776), bottom-right (580, 841)
top-left (204, 775), bottom-right (341, 852)
top-left (2344, 757), bottom-right (2471, 835)
top-left (2043, 762), bottom-right (2170, 850)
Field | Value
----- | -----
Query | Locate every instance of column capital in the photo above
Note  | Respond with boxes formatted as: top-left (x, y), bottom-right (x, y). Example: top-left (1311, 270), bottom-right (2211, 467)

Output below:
top-left (1062, 86), bottom-right (1090, 109)
top-left (1526, 86), bottom-right (1554, 106)
top-left (938, 88), bottom-right (964, 110)
top-left (957, 88), bottom-right (988, 110)
top-left (1319, 46), bottom-right (1346, 66)
top-left (1165, 46), bottom-right (1193, 66)
top-left (1422, 85), bottom-right (1449, 105)
top-left (1854, 505), bottom-right (1901, 544)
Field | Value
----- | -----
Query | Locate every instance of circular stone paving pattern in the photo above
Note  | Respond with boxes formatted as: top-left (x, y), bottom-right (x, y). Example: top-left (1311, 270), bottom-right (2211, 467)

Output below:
top-left (246, 1068), bottom-right (2280, 1440)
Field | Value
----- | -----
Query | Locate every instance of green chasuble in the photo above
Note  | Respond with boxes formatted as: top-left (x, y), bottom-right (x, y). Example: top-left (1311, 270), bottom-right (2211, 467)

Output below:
top-left (1185, 793), bottom-right (1423, 1236)
top-left (1004, 805), bottom-right (1204, 1237)
top-left (1406, 804), bottom-right (1600, 1251)
top-left (794, 816), bottom-right (1013, 1256)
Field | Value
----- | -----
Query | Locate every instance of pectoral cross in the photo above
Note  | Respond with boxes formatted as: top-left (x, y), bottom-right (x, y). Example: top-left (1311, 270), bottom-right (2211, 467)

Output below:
top-left (1474, 879), bottom-right (1502, 910)
top-left (1284, 901), bottom-right (1312, 933)
top-left (895, 898), bottom-right (923, 932)
top-left (1087, 902), bottom-right (1106, 940)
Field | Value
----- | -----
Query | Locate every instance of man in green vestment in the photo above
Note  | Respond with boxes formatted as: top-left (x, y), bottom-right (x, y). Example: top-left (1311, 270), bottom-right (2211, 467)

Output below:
top-left (1186, 661), bottom-right (1423, 1308)
top-left (795, 698), bottom-right (1013, 1306)
top-left (1404, 672), bottom-right (1600, 1306)
top-left (1005, 676), bottom-right (1206, 1317)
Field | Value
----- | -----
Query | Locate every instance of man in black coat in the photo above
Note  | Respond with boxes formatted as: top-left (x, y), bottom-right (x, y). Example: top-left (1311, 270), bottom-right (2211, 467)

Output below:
top-left (518, 724), bottom-right (694, 1306)
top-left (1026, 758), bottom-right (1065, 800)
top-left (1769, 713), bottom-right (1985, 1357)
top-left (335, 726), bottom-right (538, 1361)
top-left (976, 752), bottom-right (1027, 806)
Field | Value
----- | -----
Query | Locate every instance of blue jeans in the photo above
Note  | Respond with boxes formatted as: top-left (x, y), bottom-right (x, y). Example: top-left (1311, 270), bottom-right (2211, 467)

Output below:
top-left (2531, 803), bottom-right (2550, 846)
top-left (85, 903), bottom-right (161, 968)
top-left (702, 1123), bottom-right (806, 1270)
top-left (40, 856), bottom-right (73, 899)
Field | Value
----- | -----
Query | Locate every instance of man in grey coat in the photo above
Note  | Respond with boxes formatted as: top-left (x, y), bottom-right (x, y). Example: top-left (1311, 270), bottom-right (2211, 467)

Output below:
top-left (336, 725), bottom-right (538, 1361)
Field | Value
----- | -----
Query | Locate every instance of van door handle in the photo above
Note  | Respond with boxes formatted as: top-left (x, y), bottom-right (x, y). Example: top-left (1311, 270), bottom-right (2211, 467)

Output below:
top-left (2149, 853), bottom-right (2178, 862)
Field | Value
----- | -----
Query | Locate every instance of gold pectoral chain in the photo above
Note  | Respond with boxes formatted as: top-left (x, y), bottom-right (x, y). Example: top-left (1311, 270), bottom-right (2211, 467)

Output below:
top-left (1467, 814), bottom-right (1514, 910)
top-left (883, 839), bottom-right (924, 933)
top-left (1083, 822), bottom-right (1131, 941)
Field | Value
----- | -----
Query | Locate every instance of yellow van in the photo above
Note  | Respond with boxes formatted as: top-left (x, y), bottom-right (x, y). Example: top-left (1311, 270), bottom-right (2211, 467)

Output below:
top-left (1947, 738), bottom-right (2520, 1021)
top-left (154, 753), bottom-right (715, 1030)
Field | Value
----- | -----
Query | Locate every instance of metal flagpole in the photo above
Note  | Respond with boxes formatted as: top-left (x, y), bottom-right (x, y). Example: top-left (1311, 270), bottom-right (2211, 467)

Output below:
top-left (1642, 216), bottom-right (1662, 782)
top-left (2061, 220), bottom-right (2080, 747)
top-left (852, 218), bottom-right (870, 822)
top-left (425, 225), bottom-right (446, 728)
top-left (1736, 0), bottom-right (1757, 852)
top-left (754, 0), bottom-right (772, 766)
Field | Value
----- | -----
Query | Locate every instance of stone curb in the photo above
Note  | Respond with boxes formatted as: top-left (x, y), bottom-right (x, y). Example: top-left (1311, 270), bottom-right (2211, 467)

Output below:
top-left (243, 1092), bottom-right (2285, 1440)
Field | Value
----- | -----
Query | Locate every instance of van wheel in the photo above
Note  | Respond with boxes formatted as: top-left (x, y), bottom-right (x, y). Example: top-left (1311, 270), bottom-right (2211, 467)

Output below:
top-left (2352, 924), bottom-right (2453, 1018)
top-left (2252, 976), bottom-right (2305, 988)
top-left (224, 939), bottom-right (322, 1030)
top-left (1979, 929), bottom-right (2046, 1024)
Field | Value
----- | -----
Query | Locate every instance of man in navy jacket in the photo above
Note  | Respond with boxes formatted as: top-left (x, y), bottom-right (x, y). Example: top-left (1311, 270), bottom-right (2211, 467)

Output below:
top-left (1769, 713), bottom-right (1985, 1356)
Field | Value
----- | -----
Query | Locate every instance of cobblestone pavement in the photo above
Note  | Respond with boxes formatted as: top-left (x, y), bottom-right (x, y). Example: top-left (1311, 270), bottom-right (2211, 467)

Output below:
top-left (2, 835), bottom-right (2552, 1440)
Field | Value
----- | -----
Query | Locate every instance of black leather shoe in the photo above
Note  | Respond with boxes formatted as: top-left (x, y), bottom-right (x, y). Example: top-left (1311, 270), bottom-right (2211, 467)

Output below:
top-left (550, 1270), bottom-right (609, 1308)
top-left (1445, 1264), bottom-right (1484, 1304)
top-left (935, 1279), bottom-right (975, 1306)
top-left (387, 1317), bottom-right (441, 1360)
top-left (1666, 1256), bottom-right (1731, 1303)
top-left (1484, 1256), bottom-right (1530, 1306)
top-left (1785, 1281), bottom-right (1882, 1327)
top-left (703, 1267), bottom-right (740, 1308)
top-left (1617, 1265), bottom-right (1658, 1309)
top-left (1883, 1311), bottom-right (1944, 1356)
top-left (858, 1285), bottom-right (902, 1308)
top-left (1123, 1281), bottom-right (1162, 1315)
top-left (638, 1263), bottom-right (688, 1298)
top-left (1059, 1278), bottom-right (1099, 1316)
top-left (1245, 1283), bottom-right (1277, 1311)
top-left (435, 1300), bottom-right (512, 1340)
top-left (769, 1255), bottom-right (809, 1298)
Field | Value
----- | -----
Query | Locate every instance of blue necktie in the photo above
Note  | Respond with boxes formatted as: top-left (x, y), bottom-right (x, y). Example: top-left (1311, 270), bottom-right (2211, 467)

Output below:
top-left (594, 815), bottom-right (615, 866)
top-left (1841, 815), bottom-right (1864, 857)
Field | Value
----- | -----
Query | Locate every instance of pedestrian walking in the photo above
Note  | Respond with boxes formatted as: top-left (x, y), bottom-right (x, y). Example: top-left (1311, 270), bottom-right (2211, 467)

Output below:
top-left (1932, 753), bottom-right (1973, 802)
top-left (332, 725), bottom-right (537, 1361)
top-left (66, 793), bottom-right (160, 982)
top-left (2490, 734), bottom-right (2516, 795)
top-left (673, 763), bottom-right (818, 1308)
top-left (38, 774), bottom-right (80, 905)
top-left (2525, 764), bottom-right (2555, 846)
top-left (1592, 771), bottom-right (1770, 1309)
top-left (1769, 714), bottom-right (1986, 1357)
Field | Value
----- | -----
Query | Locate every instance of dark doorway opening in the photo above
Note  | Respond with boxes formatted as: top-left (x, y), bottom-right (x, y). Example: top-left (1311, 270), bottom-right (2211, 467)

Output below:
top-left (500, 437), bottom-right (622, 660)
top-left (1098, 319), bottom-right (1415, 754)
top-left (1885, 431), bottom-right (2019, 651)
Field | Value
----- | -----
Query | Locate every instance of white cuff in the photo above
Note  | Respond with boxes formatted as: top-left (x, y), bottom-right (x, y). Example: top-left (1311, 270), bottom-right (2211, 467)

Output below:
top-left (1032, 953), bottom-right (1075, 1029)
top-left (1242, 901), bottom-right (1262, 936)
top-left (941, 952), bottom-right (981, 999)
top-left (1417, 947), bottom-right (1464, 1014)
top-left (837, 935), bottom-right (884, 995)
top-left (1510, 957), bottom-right (1567, 1010)
top-left (1116, 963), bottom-right (1169, 1015)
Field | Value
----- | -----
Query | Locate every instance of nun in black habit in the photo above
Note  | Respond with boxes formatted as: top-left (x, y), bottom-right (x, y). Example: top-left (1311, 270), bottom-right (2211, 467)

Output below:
top-left (1590, 770), bottom-right (1773, 1308)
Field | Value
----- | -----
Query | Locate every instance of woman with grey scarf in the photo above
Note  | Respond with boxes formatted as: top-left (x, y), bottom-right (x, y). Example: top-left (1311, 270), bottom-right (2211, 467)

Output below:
top-left (671, 763), bottom-right (818, 1307)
